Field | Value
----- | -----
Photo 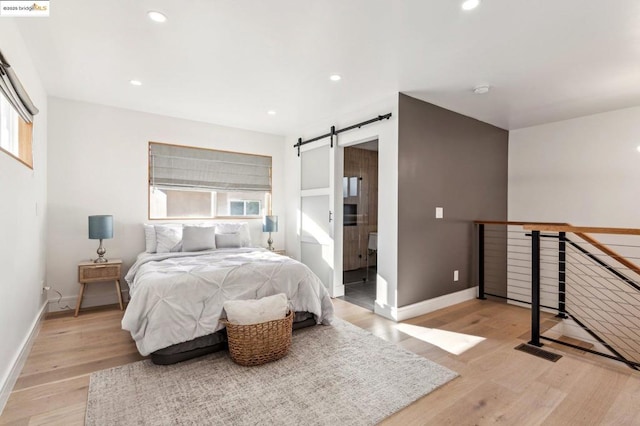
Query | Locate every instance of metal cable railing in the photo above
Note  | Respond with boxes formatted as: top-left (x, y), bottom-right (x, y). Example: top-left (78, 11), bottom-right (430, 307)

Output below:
top-left (476, 221), bottom-right (640, 369)
top-left (481, 226), bottom-right (560, 311)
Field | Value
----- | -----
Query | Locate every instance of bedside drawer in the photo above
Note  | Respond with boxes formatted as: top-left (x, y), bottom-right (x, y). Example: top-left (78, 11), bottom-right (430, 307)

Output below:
top-left (79, 264), bottom-right (120, 282)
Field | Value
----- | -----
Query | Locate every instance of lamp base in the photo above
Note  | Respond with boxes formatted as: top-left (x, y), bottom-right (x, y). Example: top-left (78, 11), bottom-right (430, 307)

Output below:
top-left (94, 239), bottom-right (108, 263)
top-left (267, 233), bottom-right (274, 251)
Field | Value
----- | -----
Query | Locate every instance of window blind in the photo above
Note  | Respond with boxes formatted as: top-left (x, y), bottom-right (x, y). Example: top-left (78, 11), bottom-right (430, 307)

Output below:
top-left (149, 143), bottom-right (272, 192)
top-left (0, 49), bottom-right (39, 123)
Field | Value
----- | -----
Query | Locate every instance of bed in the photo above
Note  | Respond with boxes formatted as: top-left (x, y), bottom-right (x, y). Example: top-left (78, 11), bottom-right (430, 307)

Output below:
top-left (122, 244), bottom-right (334, 365)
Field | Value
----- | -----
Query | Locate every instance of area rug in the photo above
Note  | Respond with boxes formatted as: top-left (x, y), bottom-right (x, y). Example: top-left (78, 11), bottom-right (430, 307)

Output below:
top-left (86, 318), bottom-right (458, 425)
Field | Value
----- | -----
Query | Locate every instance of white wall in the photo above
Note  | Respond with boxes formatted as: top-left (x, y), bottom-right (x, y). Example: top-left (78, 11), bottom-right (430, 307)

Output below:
top-left (509, 107), bottom-right (640, 348)
top-left (508, 105), bottom-right (640, 302)
top-left (47, 98), bottom-right (286, 311)
top-left (284, 95), bottom-right (399, 319)
top-left (509, 106), bottom-right (640, 226)
top-left (0, 22), bottom-right (48, 411)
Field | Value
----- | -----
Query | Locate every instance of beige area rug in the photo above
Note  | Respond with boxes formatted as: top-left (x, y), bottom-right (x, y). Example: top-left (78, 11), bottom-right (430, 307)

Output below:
top-left (86, 318), bottom-right (458, 425)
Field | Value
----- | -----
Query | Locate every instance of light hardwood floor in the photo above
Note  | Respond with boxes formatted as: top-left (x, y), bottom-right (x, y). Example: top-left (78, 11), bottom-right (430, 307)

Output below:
top-left (1, 298), bottom-right (639, 425)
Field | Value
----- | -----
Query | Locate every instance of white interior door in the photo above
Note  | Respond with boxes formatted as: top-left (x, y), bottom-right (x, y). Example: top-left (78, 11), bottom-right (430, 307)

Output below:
top-left (299, 140), bottom-right (336, 295)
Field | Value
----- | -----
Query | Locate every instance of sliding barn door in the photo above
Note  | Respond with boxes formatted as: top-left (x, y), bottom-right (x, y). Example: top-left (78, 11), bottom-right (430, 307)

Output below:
top-left (299, 139), bottom-right (336, 295)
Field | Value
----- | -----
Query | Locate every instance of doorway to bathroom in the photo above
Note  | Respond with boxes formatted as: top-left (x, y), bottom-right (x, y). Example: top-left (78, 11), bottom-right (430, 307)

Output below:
top-left (340, 140), bottom-right (378, 310)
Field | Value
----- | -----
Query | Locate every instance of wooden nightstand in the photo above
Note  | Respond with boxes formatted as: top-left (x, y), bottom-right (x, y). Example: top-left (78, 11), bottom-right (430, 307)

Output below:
top-left (75, 259), bottom-right (123, 317)
top-left (274, 249), bottom-right (286, 256)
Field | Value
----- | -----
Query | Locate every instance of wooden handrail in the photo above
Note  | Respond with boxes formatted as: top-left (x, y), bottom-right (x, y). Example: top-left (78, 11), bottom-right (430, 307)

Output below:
top-left (473, 220), bottom-right (568, 226)
top-left (569, 232), bottom-right (640, 279)
top-left (536, 226), bottom-right (640, 278)
top-left (475, 220), bottom-right (640, 278)
top-left (522, 224), bottom-right (640, 236)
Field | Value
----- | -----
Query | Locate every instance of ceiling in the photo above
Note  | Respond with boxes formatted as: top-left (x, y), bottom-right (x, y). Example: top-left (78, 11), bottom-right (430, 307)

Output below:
top-left (14, 0), bottom-right (640, 135)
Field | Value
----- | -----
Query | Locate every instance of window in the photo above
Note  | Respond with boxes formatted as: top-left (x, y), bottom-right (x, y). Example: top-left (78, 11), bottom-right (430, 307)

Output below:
top-left (342, 176), bottom-right (359, 198)
top-left (0, 49), bottom-right (38, 168)
top-left (0, 77), bottom-right (34, 168)
top-left (0, 95), bottom-right (18, 153)
top-left (148, 142), bottom-right (272, 219)
top-left (229, 200), bottom-right (262, 216)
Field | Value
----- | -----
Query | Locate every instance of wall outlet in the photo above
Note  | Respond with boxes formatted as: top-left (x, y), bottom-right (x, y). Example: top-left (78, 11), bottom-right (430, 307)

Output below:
top-left (41, 280), bottom-right (50, 294)
top-left (435, 207), bottom-right (443, 219)
top-left (453, 270), bottom-right (459, 281)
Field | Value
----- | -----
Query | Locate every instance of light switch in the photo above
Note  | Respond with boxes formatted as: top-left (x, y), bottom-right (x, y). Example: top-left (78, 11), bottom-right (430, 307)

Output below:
top-left (435, 207), bottom-right (443, 219)
top-left (454, 270), bottom-right (459, 281)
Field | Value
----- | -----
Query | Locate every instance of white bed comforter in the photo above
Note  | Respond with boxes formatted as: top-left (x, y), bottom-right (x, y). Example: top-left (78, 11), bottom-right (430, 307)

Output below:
top-left (122, 248), bottom-right (334, 356)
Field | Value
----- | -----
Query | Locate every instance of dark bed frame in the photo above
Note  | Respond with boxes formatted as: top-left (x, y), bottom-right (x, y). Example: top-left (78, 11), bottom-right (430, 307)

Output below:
top-left (150, 313), bottom-right (317, 365)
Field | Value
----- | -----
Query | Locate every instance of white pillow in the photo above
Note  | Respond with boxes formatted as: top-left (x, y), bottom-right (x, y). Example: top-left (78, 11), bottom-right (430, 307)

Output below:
top-left (143, 224), bottom-right (156, 253)
top-left (155, 225), bottom-right (183, 253)
top-left (182, 225), bottom-right (216, 252)
top-left (223, 293), bottom-right (289, 325)
top-left (215, 222), bottom-right (251, 247)
top-left (215, 233), bottom-right (242, 249)
top-left (143, 223), bottom-right (184, 253)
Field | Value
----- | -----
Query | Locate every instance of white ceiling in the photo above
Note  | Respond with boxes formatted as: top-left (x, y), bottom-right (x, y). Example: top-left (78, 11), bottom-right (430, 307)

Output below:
top-left (14, 0), bottom-right (640, 135)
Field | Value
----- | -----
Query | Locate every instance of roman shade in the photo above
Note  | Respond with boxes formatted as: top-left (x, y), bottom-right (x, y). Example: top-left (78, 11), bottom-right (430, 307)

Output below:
top-left (149, 142), bottom-right (272, 192)
top-left (0, 49), bottom-right (39, 123)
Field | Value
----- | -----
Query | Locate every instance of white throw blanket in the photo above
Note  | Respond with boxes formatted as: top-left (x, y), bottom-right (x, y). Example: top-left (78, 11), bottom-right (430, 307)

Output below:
top-left (122, 248), bottom-right (334, 356)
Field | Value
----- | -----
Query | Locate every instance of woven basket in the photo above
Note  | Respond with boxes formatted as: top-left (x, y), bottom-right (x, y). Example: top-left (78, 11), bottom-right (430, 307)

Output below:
top-left (220, 310), bottom-right (294, 366)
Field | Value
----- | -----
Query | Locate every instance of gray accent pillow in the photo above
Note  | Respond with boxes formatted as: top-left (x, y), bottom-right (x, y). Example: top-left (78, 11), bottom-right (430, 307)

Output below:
top-left (182, 226), bottom-right (216, 252)
top-left (215, 232), bottom-right (242, 249)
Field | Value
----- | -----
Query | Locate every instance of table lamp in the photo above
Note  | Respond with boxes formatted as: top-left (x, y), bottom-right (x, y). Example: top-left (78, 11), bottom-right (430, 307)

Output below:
top-left (89, 215), bottom-right (113, 263)
top-left (263, 215), bottom-right (278, 251)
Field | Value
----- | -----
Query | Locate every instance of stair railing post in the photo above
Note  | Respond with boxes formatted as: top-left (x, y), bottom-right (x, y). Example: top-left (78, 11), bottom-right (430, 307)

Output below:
top-left (478, 223), bottom-right (486, 300)
top-left (529, 230), bottom-right (542, 347)
top-left (557, 231), bottom-right (567, 318)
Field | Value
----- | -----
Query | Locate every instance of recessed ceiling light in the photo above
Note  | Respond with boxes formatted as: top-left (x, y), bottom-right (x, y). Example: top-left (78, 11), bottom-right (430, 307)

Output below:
top-left (130, 80), bottom-right (142, 86)
top-left (147, 11), bottom-right (167, 23)
top-left (329, 74), bottom-right (342, 82)
top-left (473, 85), bottom-right (490, 94)
top-left (461, 0), bottom-right (480, 11)
top-left (267, 110), bottom-right (276, 115)
top-left (637, 145), bottom-right (640, 153)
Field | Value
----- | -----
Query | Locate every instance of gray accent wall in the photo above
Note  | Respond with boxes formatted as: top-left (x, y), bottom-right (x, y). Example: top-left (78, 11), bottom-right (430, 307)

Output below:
top-left (397, 94), bottom-right (508, 307)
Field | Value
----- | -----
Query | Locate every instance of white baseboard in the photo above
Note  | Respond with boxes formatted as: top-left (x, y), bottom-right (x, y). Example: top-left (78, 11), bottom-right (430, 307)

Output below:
top-left (47, 289), bottom-right (129, 313)
top-left (374, 301), bottom-right (397, 321)
top-left (332, 284), bottom-right (345, 298)
top-left (0, 300), bottom-right (47, 416)
top-left (395, 286), bottom-right (478, 322)
top-left (373, 287), bottom-right (478, 322)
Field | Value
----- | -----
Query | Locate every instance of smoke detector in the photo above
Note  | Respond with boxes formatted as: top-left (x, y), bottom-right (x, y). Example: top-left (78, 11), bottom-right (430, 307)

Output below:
top-left (473, 85), bottom-right (490, 94)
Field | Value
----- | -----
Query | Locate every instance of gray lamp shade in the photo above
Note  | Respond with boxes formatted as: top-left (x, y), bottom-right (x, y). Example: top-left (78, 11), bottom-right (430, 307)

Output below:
top-left (263, 215), bottom-right (278, 233)
top-left (88, 215), bottom-right (114, 240)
